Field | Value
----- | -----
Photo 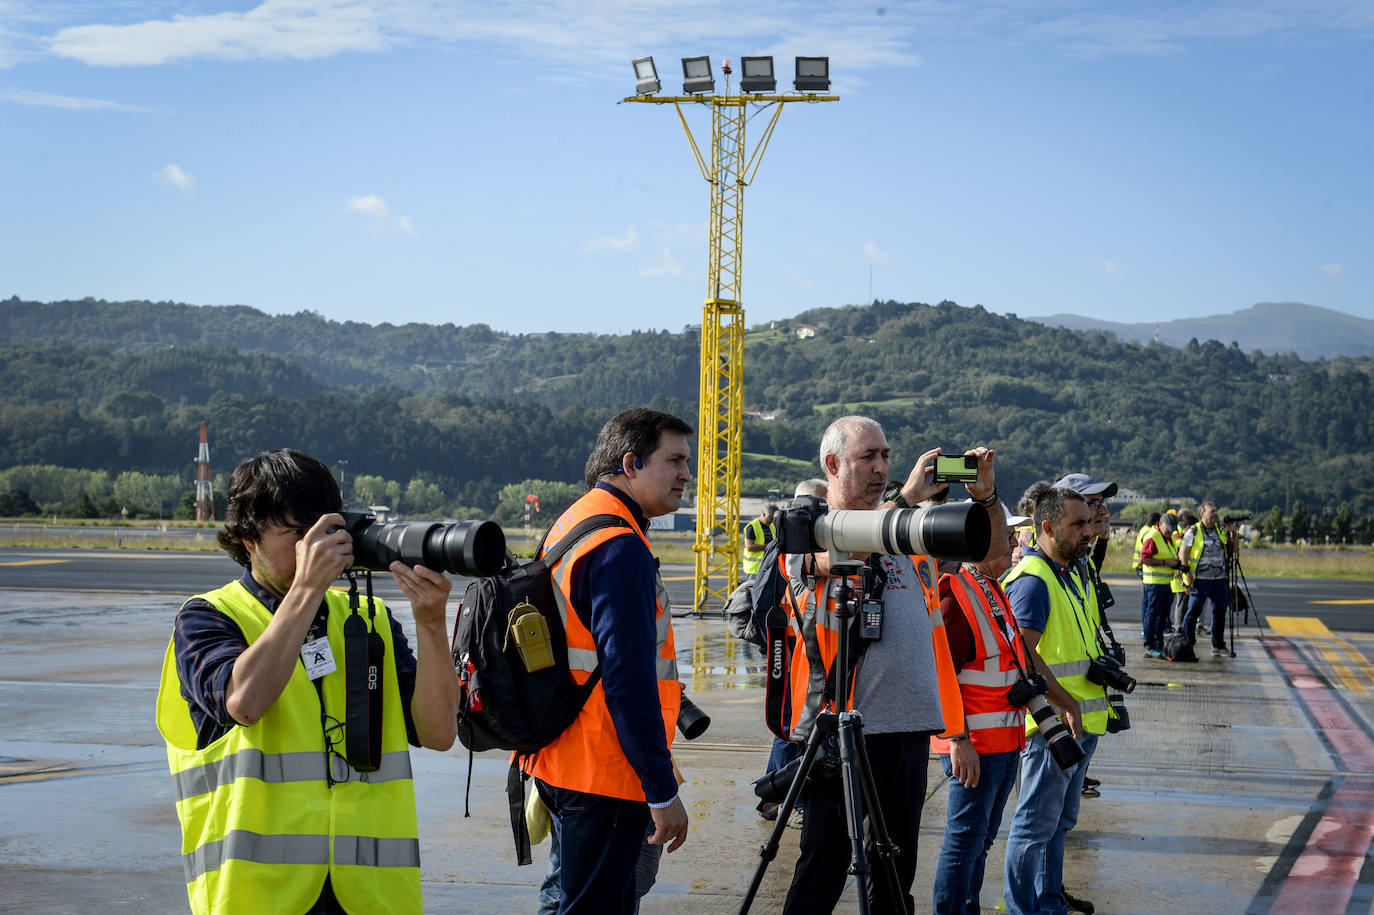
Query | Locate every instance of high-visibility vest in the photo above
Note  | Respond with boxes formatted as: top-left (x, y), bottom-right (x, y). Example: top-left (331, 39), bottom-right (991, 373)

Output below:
top-left (1131, 525), bottom-right (1150, 571)
top-left (1140, 528), bottom-right (1179, 586)
top-left (1185, 522), bottom-right (1230, 572)
top-left (1003, 554), bottom-right (1109, 736)
top-left (524, 486), bottom-right (680, 802)
top-left (929, 567), bottom-right (1028, 755)
top-left (155, 582), bottom-right (421, 915)
top-left (783, 553), bottom-right (964, 743)
top-left (1170, 528), bottom-right (1188, 592)
top-left (742, 518), bottom-right (777, 576)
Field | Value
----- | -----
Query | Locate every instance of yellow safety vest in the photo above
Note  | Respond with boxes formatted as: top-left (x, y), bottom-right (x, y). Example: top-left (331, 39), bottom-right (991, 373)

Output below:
top-left (1185, 522), bottom-right (1230, 571)
top-left (1003, 555), bottom-right (1109, 736)
top-left (742, 518), bottom-right (777, 576)
top-left (1139, 529), bottom-right (1179, 587)
top-left (155, 581), bottom-right (421, 915)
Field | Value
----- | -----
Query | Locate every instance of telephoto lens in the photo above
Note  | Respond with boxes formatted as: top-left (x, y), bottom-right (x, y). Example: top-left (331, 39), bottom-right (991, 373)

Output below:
top-left (1026, 695), bottom-right (1086, 769)
top-left (340, 510), bottom-right (506, 577)
top-left (676, 694), bottom-right (711, 740)
top-left (753, 755), bottom-right (803, 804)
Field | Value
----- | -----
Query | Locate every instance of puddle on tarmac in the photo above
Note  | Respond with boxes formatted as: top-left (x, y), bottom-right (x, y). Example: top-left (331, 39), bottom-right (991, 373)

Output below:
top-left (677, 620), bottom-right (767, 691)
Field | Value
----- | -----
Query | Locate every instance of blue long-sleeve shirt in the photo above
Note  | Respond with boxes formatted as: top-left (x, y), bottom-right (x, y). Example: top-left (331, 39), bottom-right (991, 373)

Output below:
top-left (566, 483), bottom-right (677, 805)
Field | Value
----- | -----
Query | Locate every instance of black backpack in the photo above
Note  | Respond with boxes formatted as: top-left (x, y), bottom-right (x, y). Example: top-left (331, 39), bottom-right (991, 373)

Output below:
top-left (1163, 630), bottom-right (1198, 662)
top-left (451, 512), bottom-right (632, 865)
top-left (452, 512), bottom-right (631, 753)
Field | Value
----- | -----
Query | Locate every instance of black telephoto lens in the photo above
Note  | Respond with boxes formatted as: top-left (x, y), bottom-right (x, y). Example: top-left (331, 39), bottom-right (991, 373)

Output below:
top-left (753, 755), bottom-right (803, 803)
top-left (1027, 695), bottom-right (1086, 770)
top-left (1105, 693), bottom-right (1131, 733)
top-left (677, 695), bottom-right (711, 740)
top-left (348, 514), bottom-right (506, 577)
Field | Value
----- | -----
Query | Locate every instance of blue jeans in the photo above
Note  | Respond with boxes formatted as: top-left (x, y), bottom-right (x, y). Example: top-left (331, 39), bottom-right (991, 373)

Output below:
top-left (1141, 584), bottom-right (1172, 650)
top-left (534, 779), bottom-right (653, 914)
top-left (1003, 731), bottom-right (1099, 915)
top-left (1184, 577), bottom-right (1228, 650)
top-left (537, 816), bottom-right (662, 915)
top-left (933, 748), bottom-right (1021, 915)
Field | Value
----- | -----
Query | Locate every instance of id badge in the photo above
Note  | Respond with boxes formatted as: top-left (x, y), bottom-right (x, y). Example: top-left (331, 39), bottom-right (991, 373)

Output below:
top-left (301, 636), bottom-right (337, 680)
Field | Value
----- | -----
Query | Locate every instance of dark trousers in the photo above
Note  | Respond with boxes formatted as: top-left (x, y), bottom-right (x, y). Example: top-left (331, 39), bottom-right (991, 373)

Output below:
top-left (1184, 577), bottom-right (1229, 650)
top-left (783, 731), bottom-right (930, 915)
top-left (535, 779), bottom-right (650, 915)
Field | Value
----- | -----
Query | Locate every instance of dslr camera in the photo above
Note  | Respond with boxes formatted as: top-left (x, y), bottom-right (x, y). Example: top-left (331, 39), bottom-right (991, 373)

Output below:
top-left (337, 510), bottom-right (506, 577)
top-left (1086, 653), bottom-right (1137, 694)
top-left (1006, 672), bottom-right (1084, 770)
top-left (776, 495), bottom-right (991, 564)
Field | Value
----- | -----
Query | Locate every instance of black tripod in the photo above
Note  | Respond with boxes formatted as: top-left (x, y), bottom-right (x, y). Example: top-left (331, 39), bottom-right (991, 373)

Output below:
top-left (1225, 541), bottom-right (1263, 657)
top-left (738, 561), bottom-right (904, 915)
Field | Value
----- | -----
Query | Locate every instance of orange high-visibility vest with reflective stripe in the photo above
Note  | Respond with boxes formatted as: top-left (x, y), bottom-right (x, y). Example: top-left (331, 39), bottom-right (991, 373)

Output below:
top-left (523, 487), bottom-right (680, 801)
top-left (784, 553), bottom-right (964, 743)
top-left (930, 567), bottom-right (1028, 755)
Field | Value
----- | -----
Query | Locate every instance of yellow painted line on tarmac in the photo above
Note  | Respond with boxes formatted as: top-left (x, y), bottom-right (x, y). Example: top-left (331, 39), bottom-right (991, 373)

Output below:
top-left (0, 559), bottom-right (69, 566)
top-left (1269, 616), bottom-right (1373, 692)
top-left (661, 575), bottom-right (694, 582)
top-left (1309, 599), bottom-right (1374, 605)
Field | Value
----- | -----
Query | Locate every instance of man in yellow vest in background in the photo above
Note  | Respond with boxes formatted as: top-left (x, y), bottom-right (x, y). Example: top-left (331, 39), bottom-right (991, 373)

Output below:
top-left (742, 503), bottom-right (779, 580)
top-left (524, 407), bottom-right (692, 913)
top-left (1138, 512), bottom-right (1184, 659)
top-left (1180, 502), bottom-right (1234, 659)
top-left (1002, 485), bottom-right (1107, 915)
top-left (156, 449), bottom-right (459, 915)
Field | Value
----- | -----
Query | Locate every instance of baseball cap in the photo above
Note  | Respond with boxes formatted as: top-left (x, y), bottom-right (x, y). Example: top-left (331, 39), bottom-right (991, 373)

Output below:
top-left (1056, 472), bottom-right (1118, 499)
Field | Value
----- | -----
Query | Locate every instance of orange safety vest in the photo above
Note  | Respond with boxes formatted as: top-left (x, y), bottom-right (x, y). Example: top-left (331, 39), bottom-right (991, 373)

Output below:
top-left (783, 553), bottom-right (964, 743)
top-left (930, 567), bottom-right (1028, 755)
top-left (522, 487), bottom-right (680, 802)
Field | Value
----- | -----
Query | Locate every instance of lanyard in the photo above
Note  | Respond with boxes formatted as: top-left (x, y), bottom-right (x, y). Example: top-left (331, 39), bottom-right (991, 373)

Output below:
top-left (965, 565), bottom-right (1034, 682)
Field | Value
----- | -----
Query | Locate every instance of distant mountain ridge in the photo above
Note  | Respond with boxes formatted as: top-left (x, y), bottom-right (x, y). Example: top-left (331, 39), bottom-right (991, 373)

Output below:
top-left (1028, 302), bottom-right (1374, 360)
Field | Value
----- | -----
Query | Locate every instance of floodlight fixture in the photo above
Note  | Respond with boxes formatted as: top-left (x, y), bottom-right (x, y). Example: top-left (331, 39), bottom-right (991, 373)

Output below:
top-left (794, 56), bottom-right (830, 92)
top-left (682, 56), bottom-right (715, 94)
top-left (633, 56), bottom-right (661, 95)
top-left (739, 56), bottom-right (776, 93)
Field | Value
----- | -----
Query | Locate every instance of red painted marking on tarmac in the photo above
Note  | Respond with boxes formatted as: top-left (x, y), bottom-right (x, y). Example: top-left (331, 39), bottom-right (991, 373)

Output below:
top-left (1266, 636), bottom-right (1374, 913)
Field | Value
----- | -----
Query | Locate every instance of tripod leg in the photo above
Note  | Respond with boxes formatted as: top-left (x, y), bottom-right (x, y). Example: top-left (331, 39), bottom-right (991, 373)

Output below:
top-left (835, 712), bottom-right (873, 915)
top-left (848, 717), bottom-right (908, 914)
top-left (738, 720), bottom-right (827, 915)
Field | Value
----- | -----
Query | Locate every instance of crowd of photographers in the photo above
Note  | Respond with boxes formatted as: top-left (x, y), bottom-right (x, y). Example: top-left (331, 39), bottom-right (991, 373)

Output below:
top-left (158, 407), bottom-right (1243, 915)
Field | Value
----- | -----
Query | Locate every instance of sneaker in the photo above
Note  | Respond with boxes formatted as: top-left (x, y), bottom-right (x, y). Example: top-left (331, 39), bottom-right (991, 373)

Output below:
top-left (1143, 648), bottom-right (1163, 659)
top-left (1212, 648), bottom-right (1227, 659)
top-left (758, 801), bottom-right (779, 821)
top-left (786, 807), bottom-right (805, 830)
top-left (1063, 890), bottom-right (1095, 914)
top-left (1080, 784), bottom-right (1101, 798)
top-left (1083, 776), bottom-right (1101, 789)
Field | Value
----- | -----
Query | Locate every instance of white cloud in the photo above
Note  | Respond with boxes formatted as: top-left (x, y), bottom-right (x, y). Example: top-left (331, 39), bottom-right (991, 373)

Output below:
top-left (640, 247), bottom-right (683, 278)
top-left (345, 194), bottom-right (416, 235)
top-left (586, 226), bottom-right (638, 254)
top-left (0, 86), bottom-right (148, 110)
top-left (863, 241), bottom-right (890, 266)
top-left (1317, 263), bottom-right (1345, 281)
top-left (158, 163), bottom-right (195, 191)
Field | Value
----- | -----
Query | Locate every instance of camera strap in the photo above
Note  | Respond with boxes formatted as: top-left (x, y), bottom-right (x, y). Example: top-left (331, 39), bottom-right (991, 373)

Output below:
top-left (965, 566), bottom-right (1034, 684)
top-left (342, 571), bottom-right (385, 773)
top-left (762, 591), bottom-right (793, 741)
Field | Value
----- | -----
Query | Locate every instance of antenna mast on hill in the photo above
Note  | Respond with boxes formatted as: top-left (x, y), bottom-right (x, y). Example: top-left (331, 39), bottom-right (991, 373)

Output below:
top-left (623, 54), bottom-right (837, 611)
top-left (194, 421), bottom-right (214, 521)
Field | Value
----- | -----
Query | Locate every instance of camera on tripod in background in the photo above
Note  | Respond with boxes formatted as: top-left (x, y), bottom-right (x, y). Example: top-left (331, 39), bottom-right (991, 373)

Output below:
top-left (1006, 672), bottom-right (1084, 769)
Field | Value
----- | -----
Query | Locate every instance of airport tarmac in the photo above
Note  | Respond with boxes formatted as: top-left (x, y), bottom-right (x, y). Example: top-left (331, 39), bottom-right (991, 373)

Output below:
top-left (1, 548), bottom-right (1373, 913)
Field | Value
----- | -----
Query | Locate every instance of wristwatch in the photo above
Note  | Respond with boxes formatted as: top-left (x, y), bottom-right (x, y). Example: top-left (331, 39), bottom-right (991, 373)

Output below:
top-left (884, 484), bottom-right (911, 508)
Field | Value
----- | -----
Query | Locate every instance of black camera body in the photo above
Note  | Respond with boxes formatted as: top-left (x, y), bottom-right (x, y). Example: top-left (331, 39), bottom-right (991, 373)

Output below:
top-left (1005, 672), bottom-right (1050, 708)
top-left (338, 509), bottom-right (506, 578)
top-left (1086, 653), bottom-right (1137, 694)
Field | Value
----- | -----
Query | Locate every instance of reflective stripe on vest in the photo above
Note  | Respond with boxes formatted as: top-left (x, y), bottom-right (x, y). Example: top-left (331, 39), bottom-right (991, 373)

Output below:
top-left (742, 519), bottom-right (776, 575)
top-left (155, 582), bottom-right (421, 915)
top-left (527, 487), bottom-right (680, 802)
top-left (1003, 555), bottom-right (1109, 736)
top-left (932, 569), bottom-right (1026, 754)
top-left (1187, 522), bottom-right (1229, 570)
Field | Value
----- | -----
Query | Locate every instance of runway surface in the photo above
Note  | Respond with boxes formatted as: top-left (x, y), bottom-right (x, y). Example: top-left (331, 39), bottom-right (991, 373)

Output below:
top-left (1, 546), bottom-right (1372, 913)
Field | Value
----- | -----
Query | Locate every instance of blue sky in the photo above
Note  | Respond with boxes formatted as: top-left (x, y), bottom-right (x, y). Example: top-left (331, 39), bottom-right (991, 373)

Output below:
top-left (1, 1), bottom-right (1370, 334)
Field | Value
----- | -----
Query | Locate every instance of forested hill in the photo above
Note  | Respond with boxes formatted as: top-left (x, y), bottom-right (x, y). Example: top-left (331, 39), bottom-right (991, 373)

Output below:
top-left (1, 295), bottom-right (1371, 518)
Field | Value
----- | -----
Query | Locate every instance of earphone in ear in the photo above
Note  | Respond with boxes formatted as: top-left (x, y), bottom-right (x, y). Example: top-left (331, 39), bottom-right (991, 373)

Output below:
top-left (634, 457), bottom-right (643, 469)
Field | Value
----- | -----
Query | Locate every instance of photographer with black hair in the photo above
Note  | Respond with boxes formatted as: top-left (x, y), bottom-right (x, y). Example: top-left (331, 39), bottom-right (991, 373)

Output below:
top-left (156, 448), bottom-right (459, 915)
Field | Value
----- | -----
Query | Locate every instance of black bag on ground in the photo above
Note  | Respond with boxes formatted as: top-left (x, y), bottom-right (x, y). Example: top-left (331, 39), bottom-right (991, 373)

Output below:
top-left (452, 512), bottom-right (631, 753)
top-left (1163, 630), bottom-right (1197, 662)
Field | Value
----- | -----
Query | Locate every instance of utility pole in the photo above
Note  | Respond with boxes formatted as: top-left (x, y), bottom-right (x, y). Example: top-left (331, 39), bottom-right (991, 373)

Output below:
top-left (624, 55), bottom-right (837, 612)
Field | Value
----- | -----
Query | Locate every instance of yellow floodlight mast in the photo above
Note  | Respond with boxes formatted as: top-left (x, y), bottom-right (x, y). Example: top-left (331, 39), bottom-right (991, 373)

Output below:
top-left (623, 62), bottom-right (837, 612)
